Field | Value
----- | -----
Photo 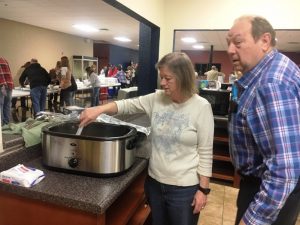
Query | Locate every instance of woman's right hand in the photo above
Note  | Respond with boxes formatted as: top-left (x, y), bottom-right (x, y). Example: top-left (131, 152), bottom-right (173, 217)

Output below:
top-left (79, 102), bottom-right (118, 127)
top-left (79, 107), bottom-right (102, 127)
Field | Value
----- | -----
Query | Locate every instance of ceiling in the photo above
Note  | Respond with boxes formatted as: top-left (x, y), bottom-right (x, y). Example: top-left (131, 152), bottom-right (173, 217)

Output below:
top-left (0, 0), bottom-right (140, 50)
top-left (1, 0), bottom-right (300, 53)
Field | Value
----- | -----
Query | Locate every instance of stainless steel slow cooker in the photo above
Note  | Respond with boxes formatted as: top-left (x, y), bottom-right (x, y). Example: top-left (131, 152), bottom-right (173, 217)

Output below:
top-left (41, 121), bottom-right (138, 176)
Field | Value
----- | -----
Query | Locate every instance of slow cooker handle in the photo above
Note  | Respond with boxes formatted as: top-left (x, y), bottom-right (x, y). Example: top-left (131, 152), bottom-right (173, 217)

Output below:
top-left (126, 136), bottom-right (137, 150)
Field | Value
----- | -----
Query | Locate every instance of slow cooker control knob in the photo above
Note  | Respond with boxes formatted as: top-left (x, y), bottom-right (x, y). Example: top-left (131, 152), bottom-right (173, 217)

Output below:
top-left (68, 158), bottom-right (79, 168)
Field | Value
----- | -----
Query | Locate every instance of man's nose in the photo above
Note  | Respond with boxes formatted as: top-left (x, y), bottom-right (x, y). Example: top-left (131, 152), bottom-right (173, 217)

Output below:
top-left (227, 43), bottom-right (235, 55)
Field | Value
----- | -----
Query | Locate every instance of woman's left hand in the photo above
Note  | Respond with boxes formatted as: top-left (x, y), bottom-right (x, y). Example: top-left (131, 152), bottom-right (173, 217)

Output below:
top-left (191, 190), bottom-right (207, 214)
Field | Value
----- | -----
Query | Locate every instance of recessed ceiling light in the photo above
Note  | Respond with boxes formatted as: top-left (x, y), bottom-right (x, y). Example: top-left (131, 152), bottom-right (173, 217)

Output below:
top-left (99, 28), bottom-right (109, 31)
top-left (72, 24), bottom-right (98, 33)
top-left (114, 37), bottom-right (132, 42)
top-left (193, 44), bottom-right (204, 49)
top-left (181, 37), bottom-right (197, 43)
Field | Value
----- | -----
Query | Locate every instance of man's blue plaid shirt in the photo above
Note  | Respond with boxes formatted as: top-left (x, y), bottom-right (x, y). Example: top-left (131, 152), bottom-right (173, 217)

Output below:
top-left (229, 49), bottom-right (300, 225)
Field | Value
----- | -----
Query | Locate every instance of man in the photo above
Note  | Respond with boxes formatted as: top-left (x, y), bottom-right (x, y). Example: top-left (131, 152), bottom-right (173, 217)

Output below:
top-left (19, 58), bottom-right (50, 116)
top-left (227, 16), bottom-right (300, 225)
top-left (204, 65), bottom-right (219, 80)
top-left (0, 57), bottom-right (14, 125)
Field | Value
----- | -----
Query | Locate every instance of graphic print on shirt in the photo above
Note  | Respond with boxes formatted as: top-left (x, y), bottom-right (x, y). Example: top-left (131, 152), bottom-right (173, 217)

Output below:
top-left (152, 110), bottom-right (189, 157)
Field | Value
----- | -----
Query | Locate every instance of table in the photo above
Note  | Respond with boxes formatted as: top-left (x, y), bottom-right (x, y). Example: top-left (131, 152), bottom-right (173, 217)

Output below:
top-left (12, 87), bottom-right (60, 98)
top-left (12, 87), bottom-right (60, 117)
top-left (75, 83), bottom-right (121, 106)
top-left (12, 89), bottom-right (30, 98)
top-left (117, 86), bottom-right (138, 100)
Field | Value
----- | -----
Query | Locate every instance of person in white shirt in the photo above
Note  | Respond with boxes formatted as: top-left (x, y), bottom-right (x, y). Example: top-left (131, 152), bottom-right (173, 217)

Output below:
top-left (204, 65), bottom-right (219, 80)
top-left (87, 65), bottom-right (101, 106)
top-left (79, 52), bottom-right (214, 225)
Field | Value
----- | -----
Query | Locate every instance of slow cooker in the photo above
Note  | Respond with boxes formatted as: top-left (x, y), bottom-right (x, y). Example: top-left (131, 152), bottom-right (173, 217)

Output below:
top-left (41, 121), bottom-right (138, 176)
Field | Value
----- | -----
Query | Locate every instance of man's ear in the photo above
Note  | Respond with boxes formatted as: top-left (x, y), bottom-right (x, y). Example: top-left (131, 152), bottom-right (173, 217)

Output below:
top-left (260, 32), bottom-right (272, 52)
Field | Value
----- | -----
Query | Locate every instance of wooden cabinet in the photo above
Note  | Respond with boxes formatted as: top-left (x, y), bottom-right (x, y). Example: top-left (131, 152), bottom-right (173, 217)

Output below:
top-left (212, 116), bottom-right (240, 188)
top-left (0, 169), bottom-right (150, 225)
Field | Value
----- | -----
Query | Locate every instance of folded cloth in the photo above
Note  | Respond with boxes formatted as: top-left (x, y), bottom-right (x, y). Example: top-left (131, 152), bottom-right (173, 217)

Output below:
top-left (2, 118), bottom-right (50, 147)
top-left (0, 164), bottom-right (45, 187)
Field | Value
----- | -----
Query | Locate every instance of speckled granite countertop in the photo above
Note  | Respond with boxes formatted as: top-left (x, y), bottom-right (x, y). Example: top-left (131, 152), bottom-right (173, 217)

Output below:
top-left (2, 133), bottom-right (24, 152)
top-left (0, 156), bottom-right (148, 214)
top-left (0, 113), bottom-right (151, 214)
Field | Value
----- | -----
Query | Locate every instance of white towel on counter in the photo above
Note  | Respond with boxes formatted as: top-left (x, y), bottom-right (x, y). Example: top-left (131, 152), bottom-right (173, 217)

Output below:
top-left (0, 164), bottom-right (45, 187)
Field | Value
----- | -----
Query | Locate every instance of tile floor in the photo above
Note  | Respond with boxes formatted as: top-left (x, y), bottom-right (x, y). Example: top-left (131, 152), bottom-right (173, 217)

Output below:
top-left (198, 182), bottom-right (300, 225)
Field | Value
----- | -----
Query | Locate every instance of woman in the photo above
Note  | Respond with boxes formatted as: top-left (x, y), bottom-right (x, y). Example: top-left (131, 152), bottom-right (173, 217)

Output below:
top-left (79, 52), bottom-right (214, 225)
top-left (59, 56), bottom-right (73, 107)
top-left (48, 61), bottom-right (61, 108)
top-left (114, 64), bottom-right (127, 88)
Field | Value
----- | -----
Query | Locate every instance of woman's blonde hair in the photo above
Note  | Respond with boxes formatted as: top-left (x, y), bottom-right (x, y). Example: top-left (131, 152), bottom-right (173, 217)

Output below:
top-left (156, 52), bottom-right (196, 97)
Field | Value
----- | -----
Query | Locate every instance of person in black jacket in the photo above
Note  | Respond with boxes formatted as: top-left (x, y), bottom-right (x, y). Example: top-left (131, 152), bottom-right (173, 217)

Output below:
top-left (19, 58), bottom-right (50, 116)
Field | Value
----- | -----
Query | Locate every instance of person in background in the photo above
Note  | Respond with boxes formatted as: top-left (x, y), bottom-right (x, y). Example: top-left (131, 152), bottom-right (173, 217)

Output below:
top-left (48, 69), bottom-right (60, 111)
top-left (59, 56), bottom-right (73, 108)
top-left (204, 65), bottom-right (219, 81)
top-left (48, 61), bottom-right (61, 109)
top-left (131, 62), bottom-right (138, 86)
top-left (114, 64), bottom-right (127, 88)
top-left (107, 64), bottom-right (118, 77)
top-left (79, 52), bottom-right (214, 225)
top-left (86, 65), bottom-right (101, 107)
top-left (227, 15), bottom-right (300, 225)
top-left (217, 70), bottom-right (225, 83)
top-left (11, 61), bottom-right (30, 122)
top-left (125, 65), bottom-right (133, 87)
top-left (99, 65), bottom-right (108, 77)
top-left (19, 58), bottom-right (50, 117)
top-left (0, 57), bottom-right (14, 125)
top-left (228, 71), bottom-right (239, 84)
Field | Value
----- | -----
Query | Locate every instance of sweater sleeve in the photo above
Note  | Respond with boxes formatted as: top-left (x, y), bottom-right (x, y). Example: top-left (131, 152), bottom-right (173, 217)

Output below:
top-left (115, 92), bottom-right (156, 117)
top-left (196, 102), bottom-right (214, 177)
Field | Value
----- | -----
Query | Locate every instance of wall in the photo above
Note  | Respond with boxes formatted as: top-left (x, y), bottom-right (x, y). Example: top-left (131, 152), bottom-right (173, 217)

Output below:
top-left (0, 18), bottom-right (93, 82)
top-left (183, 50), bottom-right (232, 77)
top-left (93, 43), bottom-right (110, 71)
top-left (94, 43), bottom-right (139, 70)
top-left (184, 50), bottom-right (300, 81)
top-left (116, 0), bottom-right (167, 59)
top-left (109, 45), bottom-right (139, 68)
top-left (118, 0), bottom-right (300, 57)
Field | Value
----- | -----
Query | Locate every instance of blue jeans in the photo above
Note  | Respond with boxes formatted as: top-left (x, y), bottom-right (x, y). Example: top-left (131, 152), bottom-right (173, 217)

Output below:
top-left (30, 86), bottom-right (47, 115)
top-left (0, 85), bottom-right (12, 125)
top-left (60, 90), bottom-right (74, 107)
top-left (91, 87), bottom-right (100, 107)
top-left (144, 175), bottom-right (199, 225)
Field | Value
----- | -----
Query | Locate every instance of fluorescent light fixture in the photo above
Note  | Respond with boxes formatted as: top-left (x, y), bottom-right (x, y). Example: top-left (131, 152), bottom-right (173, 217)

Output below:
top-left (181, 37), bottom-right (197, 43)
top-left (193, 44), bottom-right (204, 49)
top-left (114, 36), bottom-right (132, 42)
top-left (72, 24), bottom-right (98, 32)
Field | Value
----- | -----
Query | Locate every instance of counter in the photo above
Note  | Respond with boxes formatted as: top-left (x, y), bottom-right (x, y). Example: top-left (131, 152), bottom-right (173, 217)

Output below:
top-left (0, 113), bottom-right (151, 225)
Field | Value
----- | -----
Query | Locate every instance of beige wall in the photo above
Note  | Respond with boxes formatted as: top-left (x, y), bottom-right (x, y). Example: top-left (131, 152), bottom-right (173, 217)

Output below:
top-left (118, 0), bottom-right (300, 57)
top-left (0, 18), bottom-right (93, 83)
top-left (116, 0), bottom-right (167, 58)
